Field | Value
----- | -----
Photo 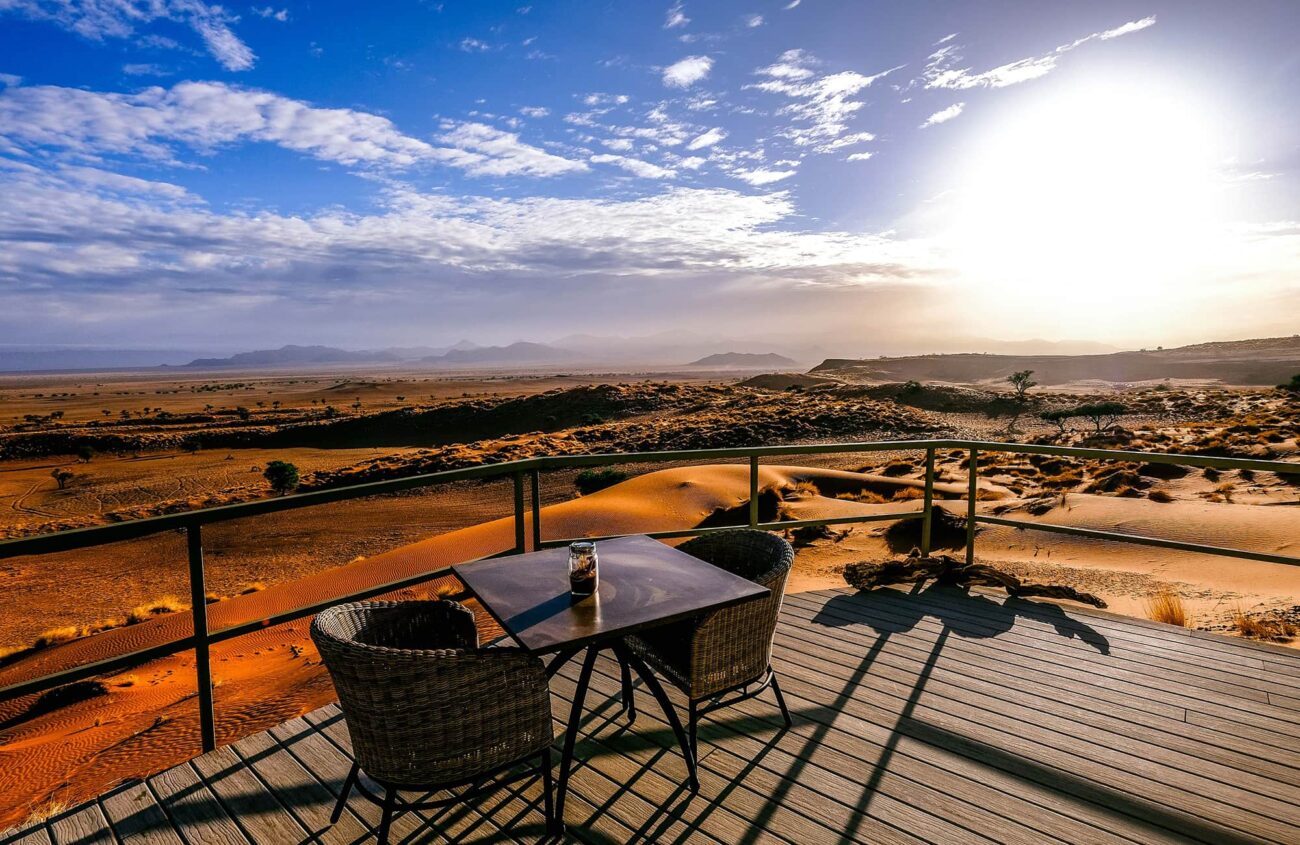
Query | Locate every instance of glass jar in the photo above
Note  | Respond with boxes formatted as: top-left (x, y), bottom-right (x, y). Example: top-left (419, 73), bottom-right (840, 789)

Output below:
top-left (567, 541), bottom-right (599, 597)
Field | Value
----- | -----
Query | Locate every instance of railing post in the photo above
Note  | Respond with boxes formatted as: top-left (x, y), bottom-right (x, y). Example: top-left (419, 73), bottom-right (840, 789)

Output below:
top-left (186, 523), bottom-right (216, 753)
top-left (530, 468), bottom-right (542, 551)
top-left (513, 472), bottom-right (526, 554)
top-left (749, 456), bottom-right (760, 528)
top-left (966, 447), bottom-right (978, 565)
top-left (921, 446), bottom-right (935, 556)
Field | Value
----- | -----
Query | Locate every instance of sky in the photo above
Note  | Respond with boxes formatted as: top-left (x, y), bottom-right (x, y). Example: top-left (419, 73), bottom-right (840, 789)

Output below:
top-left (0, 0), bottom-right (1297, 354)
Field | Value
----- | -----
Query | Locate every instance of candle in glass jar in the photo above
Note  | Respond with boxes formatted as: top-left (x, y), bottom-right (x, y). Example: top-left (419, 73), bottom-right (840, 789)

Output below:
top-left (567, 541), bottom-right (599, 596)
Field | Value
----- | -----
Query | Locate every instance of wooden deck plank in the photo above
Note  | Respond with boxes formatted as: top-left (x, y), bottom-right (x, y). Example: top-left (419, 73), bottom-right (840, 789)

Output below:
top-left (146, 761), bottom-right (248, 845)
top-left (19, 588), bottom-right (1300, 845)
top-left (0, 824), bottom-right (53, 845)
top-left (98, 782), bottom-right (183, 845)
top-left (775, 601), bottom-right (1300, 785)
top-left (785, 591), bottom-right (1300, 734)
top-left (48, 804), bottom-right (114, 845)
top-left (768, 629), bottom-right (1298, 843)
top-left (189, 746), bottom-right (309, 844)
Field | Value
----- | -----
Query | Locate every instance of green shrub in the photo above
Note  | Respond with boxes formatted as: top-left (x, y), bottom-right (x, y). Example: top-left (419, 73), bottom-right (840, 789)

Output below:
top-left (574, 468), bottom-right (628, 495)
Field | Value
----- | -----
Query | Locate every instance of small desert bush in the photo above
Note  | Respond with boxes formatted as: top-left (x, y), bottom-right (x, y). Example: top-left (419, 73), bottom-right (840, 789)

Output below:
top-left (126, 595), bottom-right (189, 625)
top-left (1145, 589), bottom-right (1188, 627)
top-left (1148, 489), bottom-right (1174, 503)
top-left (240, 581), bottom-right (267, 595)
top-left (878, 460), bottom-right (916, 477)
top-left (783, 480), bottom-right (820, 500)
top-left (574, 468), bottom-right (629, 495)
top-left (892, 486), bottom-right (925, 501)
top-left (1231, 607), bottom-right (1297, 642)
top-left (836, 489), bottom-right (887, 504)
top-left (1041, 470), bottom-right (1084, 489)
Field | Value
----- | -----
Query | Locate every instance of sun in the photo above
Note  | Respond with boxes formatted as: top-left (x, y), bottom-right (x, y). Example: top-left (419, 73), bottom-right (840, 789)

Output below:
top-left (946, 78), bottom-right (1228, 337)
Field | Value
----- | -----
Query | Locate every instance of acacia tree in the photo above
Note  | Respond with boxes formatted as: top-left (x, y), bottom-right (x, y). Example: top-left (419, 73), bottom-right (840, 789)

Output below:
top-left (1004, 369), bottom-right (1039, 433)
top-left (1074, 401), bottom-right (1128, 433)
top-left (1039, 408), bottom-right (1074, 435)
top-left (263, 460), bottom-right (300, 496)
top-left (51, 468), bottom-right (74, 490)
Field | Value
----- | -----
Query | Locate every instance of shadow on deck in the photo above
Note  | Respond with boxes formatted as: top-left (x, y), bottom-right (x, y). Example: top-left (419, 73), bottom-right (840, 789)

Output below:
top-left (7, 586), bottom-right (1300, 844)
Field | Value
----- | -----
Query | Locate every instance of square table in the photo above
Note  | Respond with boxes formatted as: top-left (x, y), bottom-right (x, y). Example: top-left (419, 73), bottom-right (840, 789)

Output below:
top-left (453, 534), bottom-right (769, 824)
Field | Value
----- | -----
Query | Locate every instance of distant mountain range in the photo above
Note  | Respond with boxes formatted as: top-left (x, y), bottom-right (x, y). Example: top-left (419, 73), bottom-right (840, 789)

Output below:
top-left (686, 352), bottom-right (797, 368)
top-left (421, 341), bottom-right (579, 366)
top-left (812, 336), bottom-right (1300, 387)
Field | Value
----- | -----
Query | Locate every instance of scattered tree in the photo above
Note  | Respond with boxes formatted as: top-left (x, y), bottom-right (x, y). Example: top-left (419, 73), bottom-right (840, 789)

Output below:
top-left (1279, 373), bottom-right (1300, 393)
top-left (181, 440), bottom-right (201, 454)
top-left (1039, 408), bottom-right (1074, 435)
top-left (235, 406), bottom-right (252, 421)
top-left (76, 444), bottom-right (95, 463)
top-left (1007, 370), bottom-right (1038, 401)
top-left (51, 468), bottom-right (74, 490)
top-left (1074, 401), bottom-right (1128, 434)
top-left (262, 460), bottom-right (300, 496)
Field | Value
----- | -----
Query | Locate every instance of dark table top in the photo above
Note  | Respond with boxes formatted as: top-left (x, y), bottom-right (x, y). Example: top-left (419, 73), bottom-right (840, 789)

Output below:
top-left (453, 534), bottom-right (769, 654)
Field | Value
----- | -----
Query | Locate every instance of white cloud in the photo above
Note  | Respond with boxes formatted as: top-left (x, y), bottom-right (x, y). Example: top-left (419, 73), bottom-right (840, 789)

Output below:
top-left (749, 50), bottom-right (900, 150)
top-left (591, 153), bottom-right (676, 179)
top-left (686, 127), bottom-right (727, 150)
top-left (519, 106), bottom-right (550, 118)
top-left (744, 14), bottom-right (763, 28)
top-left (846, 151), bottom-right (873, 162)
top-left (664, 2), bottom-right (688, 28)
top-left (459, 37), bottom-right (492, 52)
top-left (922, 17), bottom-right (1156, 90)
top-left (662, 55), bottom-right (713, 88)
top-left (934, 32), bottom-right (957, 45)
top-left (783, 0), bottom-right (800, 8)
top-left (122, 63), bottom-right (170, 76)
top-left (0, 81), bottom-right (586, 177)
top-left (600, 138), bottom-right (634, 151)
top-left (731, 167), bottom-right (796, 185)
top-left (253, 7), bottom-right (289, 22)
top-left (0, 0), bottom-right (258, 70)
top-left (919, 102), bottom-right (964, 128)
top-left (582, 92), bottom-right (630, 107)
top-left (678, 155), bottom-right (706, 169)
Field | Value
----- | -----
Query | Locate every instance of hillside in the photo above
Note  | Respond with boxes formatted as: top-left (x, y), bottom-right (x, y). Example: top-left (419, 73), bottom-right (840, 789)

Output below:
top-left (812, 336), bottom-right (1300, 387)
top-left (687, 352), bottom-right (797, 368)
top-left (184, 345), bottom-right (400, 368)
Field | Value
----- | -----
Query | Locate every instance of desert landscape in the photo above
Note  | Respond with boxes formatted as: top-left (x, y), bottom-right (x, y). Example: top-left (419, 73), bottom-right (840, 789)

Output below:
top-left (0, 337), bottom-right (1297, 828)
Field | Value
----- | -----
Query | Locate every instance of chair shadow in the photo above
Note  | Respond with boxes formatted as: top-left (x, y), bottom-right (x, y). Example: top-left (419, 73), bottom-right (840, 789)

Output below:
top-left (816, 582), bottom-right (1110, 654)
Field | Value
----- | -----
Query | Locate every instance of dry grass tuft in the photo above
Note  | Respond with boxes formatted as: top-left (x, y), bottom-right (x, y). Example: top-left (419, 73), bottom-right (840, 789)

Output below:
top-left (835, 489), bottom-right (887, 504)
top-left (240, 581), bottom-right (267, 595)
top-left (1148, 489), bottom-right (1175, 503)
top-left (125, 595), bottom-right (189, 625)
top-left (1231, 607), bottom-right (1297, 642)
top-left (1145, 589), bottom-right (1189, 627)
top-left (892, 486), bottom-right (925, 501)
top-left (783, 480), bottom-right (820, 500)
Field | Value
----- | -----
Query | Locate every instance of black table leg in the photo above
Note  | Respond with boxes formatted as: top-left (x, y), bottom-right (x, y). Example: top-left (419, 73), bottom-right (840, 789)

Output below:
top-left (613, 641), bottom-right (699, 792)
top-left (555, 645), bottom-right (600, 825)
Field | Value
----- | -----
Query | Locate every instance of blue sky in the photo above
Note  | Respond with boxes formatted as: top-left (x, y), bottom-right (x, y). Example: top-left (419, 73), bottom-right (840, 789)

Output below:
top-left (0, 0), bottom-right (1297, 353)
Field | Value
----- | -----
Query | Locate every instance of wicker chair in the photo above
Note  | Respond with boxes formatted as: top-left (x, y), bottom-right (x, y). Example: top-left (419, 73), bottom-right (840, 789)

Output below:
top-left (622, 529), bottom-right (794, 765)
top-left (311, 600), bottom-right (555, 842)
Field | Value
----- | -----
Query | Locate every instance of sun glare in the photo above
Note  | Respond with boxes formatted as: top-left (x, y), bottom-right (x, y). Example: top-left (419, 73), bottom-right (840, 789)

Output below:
top-left (950, 80), bottom-right (1228, 334)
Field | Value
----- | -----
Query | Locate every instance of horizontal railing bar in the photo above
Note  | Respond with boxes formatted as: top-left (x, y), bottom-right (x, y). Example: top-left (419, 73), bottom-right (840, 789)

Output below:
top-left (539, 510), bottom-right (923, 549)
top-left (958, 440), bottom-right (1300, 475)
top-left (206, 567), bottom-right (467, 645)
top-left (5, 437), bottom-right (1296, 559)
top-left (975, 514), bottom-right (1300, 568)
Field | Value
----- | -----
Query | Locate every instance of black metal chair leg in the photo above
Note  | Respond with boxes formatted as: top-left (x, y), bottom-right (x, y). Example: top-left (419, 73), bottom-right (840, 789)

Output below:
top-left (619, 653), bottom-right (637, 723)
top-left (541, 747), bottom-right (559, 835)
top-left (556, 646), bottom-right (600, 824)
top-left (331, 763), bottom-right (359, 824)
top-left (377, 786), bottom-right (396, 845)
top-left (615, 642), bottom-right (699, 793)
top-left (770, 669), bottom-right (793, 727)
top-left (687, 699), bottom-right (699, 761)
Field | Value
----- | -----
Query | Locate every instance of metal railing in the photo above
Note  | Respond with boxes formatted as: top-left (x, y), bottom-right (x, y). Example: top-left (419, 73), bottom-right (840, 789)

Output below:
top-left (1, 438), bottom-right (1297, 754)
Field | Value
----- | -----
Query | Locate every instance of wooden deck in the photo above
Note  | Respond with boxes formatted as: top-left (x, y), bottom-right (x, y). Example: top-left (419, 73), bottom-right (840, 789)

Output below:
top-left (6, 586), bottom-right (1300, 844)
